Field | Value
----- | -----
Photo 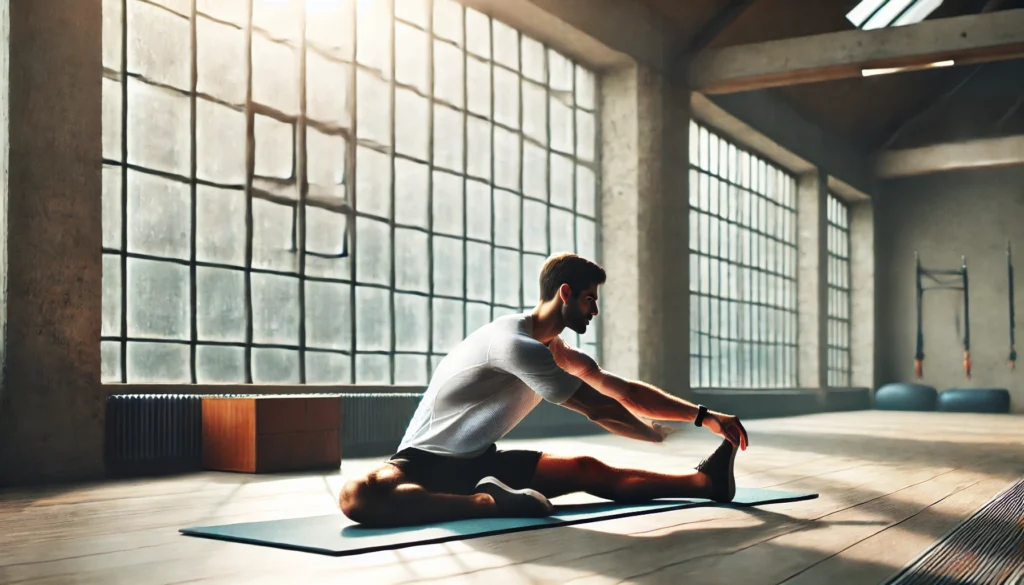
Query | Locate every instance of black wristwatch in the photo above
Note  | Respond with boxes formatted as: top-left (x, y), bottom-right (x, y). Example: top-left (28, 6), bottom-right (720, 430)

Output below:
top-left (694, 404), bottom-right (708, 427)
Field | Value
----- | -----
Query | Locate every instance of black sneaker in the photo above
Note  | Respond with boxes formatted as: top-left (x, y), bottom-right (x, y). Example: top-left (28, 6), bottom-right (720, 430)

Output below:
top-left (696, 440), bottom-right (738, 503)
top-left (474, 476), bottom-right (554, 517)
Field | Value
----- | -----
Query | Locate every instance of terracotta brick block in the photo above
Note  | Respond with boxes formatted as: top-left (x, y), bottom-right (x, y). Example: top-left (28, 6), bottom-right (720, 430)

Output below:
top-left (201, 396), bottom-right (342, 473)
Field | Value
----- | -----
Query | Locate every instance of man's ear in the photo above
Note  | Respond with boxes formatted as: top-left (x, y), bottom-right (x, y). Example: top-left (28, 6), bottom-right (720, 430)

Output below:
top-left (558, 283), bottom-right (573, 304)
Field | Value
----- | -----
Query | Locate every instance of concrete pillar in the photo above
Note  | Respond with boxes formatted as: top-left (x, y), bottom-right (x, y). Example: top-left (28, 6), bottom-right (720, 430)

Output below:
top-left (796, 170), bottom-right (827, 394)
top-left (599, 63), bottom-right (690, 397)
top-left (0, 0), bottom-right (9, 404)
top-left (0, 0), bottom-right (104, 485)
top-left (660, 79), bottom-right (691, 398)
top-left (850, 200), bottom-right (875, 390)
top-left (599, 65), bottom-right (655, 385)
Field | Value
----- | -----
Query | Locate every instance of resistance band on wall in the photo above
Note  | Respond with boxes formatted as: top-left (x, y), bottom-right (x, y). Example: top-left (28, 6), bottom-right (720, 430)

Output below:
top-left (1009, 241), bottom-right (1016, 370)
top-left (914, 252), bottom-right (971, 380)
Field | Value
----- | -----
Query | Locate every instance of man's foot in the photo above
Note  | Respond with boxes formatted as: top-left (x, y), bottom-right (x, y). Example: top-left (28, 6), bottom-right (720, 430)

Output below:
top-left (696, 439), bottom-right (737, 503)
top-left (474, 476), bottom-right (554, 518)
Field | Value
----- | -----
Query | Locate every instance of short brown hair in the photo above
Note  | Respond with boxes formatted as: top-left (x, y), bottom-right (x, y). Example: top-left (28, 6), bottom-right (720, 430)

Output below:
top-left (538, 253), bottom-right (606, 301)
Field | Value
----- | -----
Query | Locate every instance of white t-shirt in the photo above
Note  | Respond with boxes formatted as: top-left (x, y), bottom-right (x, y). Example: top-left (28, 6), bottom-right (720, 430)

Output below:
top-left (397, 312), bottom-right (596, 458)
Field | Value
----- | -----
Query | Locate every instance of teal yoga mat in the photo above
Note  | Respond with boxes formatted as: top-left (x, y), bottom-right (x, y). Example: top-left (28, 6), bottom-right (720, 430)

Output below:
top-left (180, 487), bottom-right (817, 556)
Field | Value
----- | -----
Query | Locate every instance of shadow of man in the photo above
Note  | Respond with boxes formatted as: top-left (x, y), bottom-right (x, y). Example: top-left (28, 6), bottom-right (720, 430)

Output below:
top-left (443, 503), bottom-right (893, 584)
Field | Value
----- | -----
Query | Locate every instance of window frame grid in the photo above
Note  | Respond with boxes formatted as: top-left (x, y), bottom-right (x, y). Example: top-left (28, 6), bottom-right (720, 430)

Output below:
top-left (116, 0), bottom-right (129, 382)
top-left (826, 193), bottom-right (852, 387)
top-left (103, 0), bottom-right (601, 385)
top-left (688, 122), bottom-right (799, 390)
top-left (242, 0), bottom-right (255, 384)
top-left (188, 1), bottom-right (199, 383)
top-left (398, 0), bottom-right (413, 384)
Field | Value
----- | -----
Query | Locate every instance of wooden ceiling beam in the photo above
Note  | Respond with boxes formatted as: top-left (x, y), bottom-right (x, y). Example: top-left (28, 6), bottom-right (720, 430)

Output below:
top-left (689, 9), bottom-right (1024, 94)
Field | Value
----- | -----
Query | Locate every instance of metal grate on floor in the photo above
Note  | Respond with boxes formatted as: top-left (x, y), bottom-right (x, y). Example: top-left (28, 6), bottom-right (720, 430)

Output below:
top-left (887, 478), bottom-right (1024, 585)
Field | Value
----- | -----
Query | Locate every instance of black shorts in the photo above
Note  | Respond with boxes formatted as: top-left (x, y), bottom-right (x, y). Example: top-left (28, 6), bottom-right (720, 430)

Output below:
top-left (387, 444), bottom-right (542, 496)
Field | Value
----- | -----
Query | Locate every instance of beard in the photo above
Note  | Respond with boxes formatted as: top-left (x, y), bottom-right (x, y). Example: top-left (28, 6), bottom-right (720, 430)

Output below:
top-left (562, 301), bottom-right (590, 334)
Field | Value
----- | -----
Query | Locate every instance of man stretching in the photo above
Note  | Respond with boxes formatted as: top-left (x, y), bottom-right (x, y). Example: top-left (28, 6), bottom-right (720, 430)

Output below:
top-left (340, 253), bottom-right (749, 527)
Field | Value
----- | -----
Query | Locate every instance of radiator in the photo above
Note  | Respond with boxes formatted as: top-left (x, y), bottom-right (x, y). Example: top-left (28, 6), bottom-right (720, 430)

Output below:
top-left (105, 394), bottom-right (203, 477)
top-left (339, 393), bottom-right (423, 458)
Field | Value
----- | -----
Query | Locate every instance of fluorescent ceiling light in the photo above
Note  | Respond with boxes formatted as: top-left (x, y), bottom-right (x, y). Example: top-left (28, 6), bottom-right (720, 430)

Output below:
top-left (893, 0), bottom-right (943, 26)
top-left (846, 0), bottom-right (944, 29)
top-left (861, 60), bottom-right (955, 77)
top-left (847, 0), bottom-right (887, 27)
top-left (863, 0), bottom-right (916, 29)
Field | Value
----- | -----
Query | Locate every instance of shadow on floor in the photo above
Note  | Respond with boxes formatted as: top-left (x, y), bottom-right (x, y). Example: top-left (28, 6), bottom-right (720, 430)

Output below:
top-left (431, 490), bottom-right (1017, 585)
top-left (746, 427), bottom-right (1024, 476)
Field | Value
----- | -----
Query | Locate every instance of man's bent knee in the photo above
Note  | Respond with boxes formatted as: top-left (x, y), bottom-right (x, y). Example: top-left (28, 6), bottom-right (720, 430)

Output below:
top-left (339, 477), bottom-right (374, 523)
top-left (339, 466), bottom-right (403, 525)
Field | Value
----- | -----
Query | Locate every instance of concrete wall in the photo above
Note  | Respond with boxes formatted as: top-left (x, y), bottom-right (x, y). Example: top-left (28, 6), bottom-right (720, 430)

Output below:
top-left (0, 0), bottom-right (104, 485)
top-left (876, 167), bottom-right (1023, 411)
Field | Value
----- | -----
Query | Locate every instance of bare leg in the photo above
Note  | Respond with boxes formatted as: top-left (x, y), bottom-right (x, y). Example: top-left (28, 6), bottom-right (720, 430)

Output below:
top-left (530, 455), bottom-right (707, 501)
top-left (340, 463), bottom-right (498, 527)
top-left (530, 441), bottom-right (736, 503)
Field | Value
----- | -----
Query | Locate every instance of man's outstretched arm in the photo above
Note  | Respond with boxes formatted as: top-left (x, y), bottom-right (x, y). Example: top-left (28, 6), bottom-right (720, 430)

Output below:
top-left (590, 369), bottom-right (749, 450)
top-left (549, 339), bottom-right (749, 450)
top-left (588, 370), bottom-right (697, 422)
top-left (559, 383), bottom-right (674, 443)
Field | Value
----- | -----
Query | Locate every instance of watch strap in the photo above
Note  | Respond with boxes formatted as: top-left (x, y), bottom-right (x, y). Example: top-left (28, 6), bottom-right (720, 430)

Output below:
top-left (694, 404), bottom-right (708, 427)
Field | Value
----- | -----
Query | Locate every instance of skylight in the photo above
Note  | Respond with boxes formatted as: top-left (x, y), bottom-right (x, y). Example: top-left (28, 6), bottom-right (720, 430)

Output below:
top-left (846, 0), bottom-right (943, 29)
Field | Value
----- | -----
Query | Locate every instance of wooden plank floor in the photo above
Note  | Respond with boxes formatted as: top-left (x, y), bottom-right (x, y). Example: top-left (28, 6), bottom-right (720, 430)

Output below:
top-left (1, 411), bottom-right (1022, 585)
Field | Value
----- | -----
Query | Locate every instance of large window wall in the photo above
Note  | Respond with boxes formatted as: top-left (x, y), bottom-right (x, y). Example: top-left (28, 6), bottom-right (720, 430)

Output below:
top-left (826, 193), bottom-right (852, 387)
top-left (101, 0), bottom-right (600, 385)
top-left (689, 122), bottom-right (799, 389)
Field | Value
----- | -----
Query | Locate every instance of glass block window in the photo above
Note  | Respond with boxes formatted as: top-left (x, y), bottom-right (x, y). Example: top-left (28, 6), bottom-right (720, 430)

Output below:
top-left (827, 193), bottom-right (852, 387)
top-left (101, 0), bottom-right (600, 384)
top-left (688, 122), bottom-right (798, 389)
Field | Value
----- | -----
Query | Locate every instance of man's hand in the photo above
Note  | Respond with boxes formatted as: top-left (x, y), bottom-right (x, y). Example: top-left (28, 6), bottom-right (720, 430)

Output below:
top-left (702, 412), bottom-right (749, 451)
